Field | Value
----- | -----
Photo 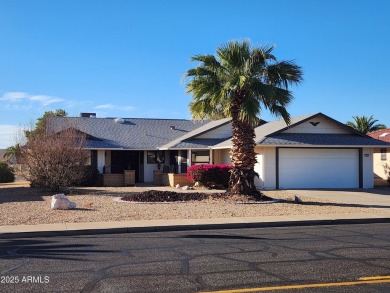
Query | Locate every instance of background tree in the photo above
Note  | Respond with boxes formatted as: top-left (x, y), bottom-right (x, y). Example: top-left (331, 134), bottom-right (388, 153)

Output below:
top-left (3, 143), bottom-right (22, 162)
top-left (185, 40), bottom-right (303, 194)
top-left (0, 162), bottom-right (15, 183)
top-left (346, 115), bottom-right (386, 134)
top-left (25, 109), bottom-right (67, 141)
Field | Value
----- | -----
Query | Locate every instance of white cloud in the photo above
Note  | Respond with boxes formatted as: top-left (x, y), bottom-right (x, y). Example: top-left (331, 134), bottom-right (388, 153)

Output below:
top-left (95, 104), bottom-right (135, 111)
top-left (95, 104), bottom-right (115, 109)
top-left (0, 91), bottom-right (29, 102)
top-left (0, 125), bottom-right (25, 148)
top-left (0, 91), bottom-right (64, 106)
top-left (29, 95), bottom-right (64, 106)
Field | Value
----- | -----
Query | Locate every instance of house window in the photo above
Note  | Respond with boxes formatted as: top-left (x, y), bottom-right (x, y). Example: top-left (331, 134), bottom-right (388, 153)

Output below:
top-left (381, 148), bottom-right (387, 161)
top-left (147, 151), bottom-right (165, 164)
top-left (191, 150), bottom-right (210, 164)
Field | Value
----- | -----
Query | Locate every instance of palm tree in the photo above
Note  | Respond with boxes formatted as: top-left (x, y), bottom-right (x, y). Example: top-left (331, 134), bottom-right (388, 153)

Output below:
top-left (185, 40), bottom-right (303, 194)
top-left (346, 115), bottom-right (386, 134)
top-left (3, 143), bottom-right (21, 162)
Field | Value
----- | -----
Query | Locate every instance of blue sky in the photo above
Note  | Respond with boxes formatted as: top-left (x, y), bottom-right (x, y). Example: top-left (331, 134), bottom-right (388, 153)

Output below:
top-left (1, 0), bottom-right (389, 148)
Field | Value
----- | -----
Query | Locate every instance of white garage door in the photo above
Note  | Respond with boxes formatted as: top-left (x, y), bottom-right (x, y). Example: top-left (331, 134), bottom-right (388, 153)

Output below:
top-left (279, 148), bottom-right (359, 189)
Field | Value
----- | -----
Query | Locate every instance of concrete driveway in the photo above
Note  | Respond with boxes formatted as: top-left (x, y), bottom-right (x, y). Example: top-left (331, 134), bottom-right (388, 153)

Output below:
top-left (285, 188), bottom-right (390, 212)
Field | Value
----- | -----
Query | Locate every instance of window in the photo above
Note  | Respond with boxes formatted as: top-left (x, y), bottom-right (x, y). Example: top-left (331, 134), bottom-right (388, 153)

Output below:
top-left (147, 151), bottom-right (165, 164)
top-left (381, 148), bottom-right (387, 161)
top-left (191, 150), bottom-right (210, 163)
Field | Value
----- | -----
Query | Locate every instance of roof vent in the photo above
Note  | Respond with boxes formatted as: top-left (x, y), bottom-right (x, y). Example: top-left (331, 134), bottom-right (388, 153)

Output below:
top-left (80, 113), bottom-right (96, 118)
top-left (114, 118), bottom-right (125, 124)
top-left (170, 125), bottom-right (176, 130)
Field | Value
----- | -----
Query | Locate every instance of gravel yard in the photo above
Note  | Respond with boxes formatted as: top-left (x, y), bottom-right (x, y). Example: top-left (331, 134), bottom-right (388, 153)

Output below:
top-left (0, 182), bottom-right (383, 226)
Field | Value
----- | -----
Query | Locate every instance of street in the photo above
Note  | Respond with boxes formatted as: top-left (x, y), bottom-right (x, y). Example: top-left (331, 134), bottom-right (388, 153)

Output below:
top-left (0, 223), bottom-right (389, 292)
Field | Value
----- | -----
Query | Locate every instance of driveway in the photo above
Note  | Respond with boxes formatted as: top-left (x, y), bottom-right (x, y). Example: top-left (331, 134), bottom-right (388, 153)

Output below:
top-left (286, 188), bottom-right (390, 212)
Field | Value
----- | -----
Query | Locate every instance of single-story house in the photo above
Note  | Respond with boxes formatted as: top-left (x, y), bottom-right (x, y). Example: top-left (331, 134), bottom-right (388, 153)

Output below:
top-left (51, 112), bottom-right (390, 189)
top-left (367, 128), bottom-right (390, 186)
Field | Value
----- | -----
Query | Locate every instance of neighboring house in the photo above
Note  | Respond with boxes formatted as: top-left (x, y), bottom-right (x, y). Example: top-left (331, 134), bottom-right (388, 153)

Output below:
top-left (367, 128), bottom-right (390, 186)
top-left (51, 112), bottom-right (390, 189)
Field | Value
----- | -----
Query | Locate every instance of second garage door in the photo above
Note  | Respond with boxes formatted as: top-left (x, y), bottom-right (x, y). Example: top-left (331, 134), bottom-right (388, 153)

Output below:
top-left (279, 148), bottom-right (359, 189)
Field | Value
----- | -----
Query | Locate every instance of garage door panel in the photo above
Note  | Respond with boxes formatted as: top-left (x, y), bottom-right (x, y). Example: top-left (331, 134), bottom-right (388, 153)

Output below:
top-left (279, 149), bottom-right (359, 189)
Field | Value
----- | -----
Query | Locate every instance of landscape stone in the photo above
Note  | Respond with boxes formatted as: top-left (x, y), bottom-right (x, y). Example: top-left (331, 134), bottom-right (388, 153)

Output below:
top-left (51, 194), bottom-right (77, 210)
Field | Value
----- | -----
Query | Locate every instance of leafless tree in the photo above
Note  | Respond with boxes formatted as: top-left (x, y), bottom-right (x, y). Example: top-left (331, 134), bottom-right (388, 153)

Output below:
top-left (20, 122), bottom-right (90, 192)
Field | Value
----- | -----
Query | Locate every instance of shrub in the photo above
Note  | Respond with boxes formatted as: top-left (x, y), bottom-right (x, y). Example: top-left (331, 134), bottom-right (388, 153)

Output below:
top-left (76, 166), bottom-right (100, 187)
top-left (187, 164), bottom-right (231, 188)
top-left (20, 127), bottom-right (89, 192)
top-left (0, 162), bottom-right (15, 183)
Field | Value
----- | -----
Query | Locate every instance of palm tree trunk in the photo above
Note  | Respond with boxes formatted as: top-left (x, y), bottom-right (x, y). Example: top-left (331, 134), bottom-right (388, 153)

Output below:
top-left (229, 91), bottom-right (258, 195)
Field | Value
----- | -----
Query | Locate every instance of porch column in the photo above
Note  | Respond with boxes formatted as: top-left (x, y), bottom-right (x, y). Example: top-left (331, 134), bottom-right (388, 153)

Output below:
top-left (188, 149), bottom-right (192, 166)
top-left (209, 148), bottom-right (213, 164)
top-left (97, 150), bottom-right (106, 173)
top-left (177, 150), bottom-right (182, 173)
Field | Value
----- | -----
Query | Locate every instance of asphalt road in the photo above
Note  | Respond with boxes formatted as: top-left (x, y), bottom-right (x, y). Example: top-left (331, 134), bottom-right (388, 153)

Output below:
top-left (0, 223), bottom-right (389, 293)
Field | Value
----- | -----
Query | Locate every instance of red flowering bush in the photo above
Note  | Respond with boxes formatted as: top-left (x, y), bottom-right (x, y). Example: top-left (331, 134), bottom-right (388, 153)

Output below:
top-left (187, 164), bottom-right (231, 188)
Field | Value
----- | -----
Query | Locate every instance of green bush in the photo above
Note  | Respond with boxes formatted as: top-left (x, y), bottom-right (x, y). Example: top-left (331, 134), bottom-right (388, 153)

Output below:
top-left (0, 162), bottom-right (15, 183)
top-left (187, 164), bottom-right (231, 188)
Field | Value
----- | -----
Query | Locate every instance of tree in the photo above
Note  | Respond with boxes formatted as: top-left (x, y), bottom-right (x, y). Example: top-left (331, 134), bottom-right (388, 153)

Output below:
top-left (0, 162), bottom-right (15, 183)
top-left (25, 109), bottom-right (67, 141)
top-left (346, 115), bottom-right (386, 134)
top-left (3, 143), bottom-right (22, 162)
top-left (185, 40), bottom-right (303, 194)
top-left (20, 127), bottom-right (89, 192)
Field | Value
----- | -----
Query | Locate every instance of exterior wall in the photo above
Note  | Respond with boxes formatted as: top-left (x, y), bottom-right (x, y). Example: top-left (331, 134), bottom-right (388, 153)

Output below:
top-left (143, 150), bottom-right (169, 182)
top-left (105, 150), bottom-right (111, 170)
top-left (161, 173), bottom-right (193, 187)
top-left (372, 148), bottom-right (390, 185)
top-left (284, 117), bottom-right (350, 134)
top-left (213, 149), bottom-right (231, 164)
top-left (362, 148), bottom-right (374, 188)
top-left (254, 148), bottom-right (264, 189)
top-left (197, 123), bottom-right (231, 139)
top-left (103, 174), bottom-right (124, 186)
top-left (97, 150), bottom-right (105, 173)
top-left (256, 146), bottom-right (276, 189)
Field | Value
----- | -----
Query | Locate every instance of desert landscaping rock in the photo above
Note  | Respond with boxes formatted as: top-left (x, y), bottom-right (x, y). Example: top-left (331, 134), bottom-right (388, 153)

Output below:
top-left (51, 193), bottom-right (77, 210)
top-left (0, 182), bottom-right (386, 226)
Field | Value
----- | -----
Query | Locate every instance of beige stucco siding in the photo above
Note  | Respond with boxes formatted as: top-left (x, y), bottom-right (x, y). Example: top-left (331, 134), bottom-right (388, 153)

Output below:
top-left (255, 146), bottom-right (276, 189)
top-left (372, 148), bottom-right (390, 181)
top-left (213, 149), bottom-right (231, 164)
top-left (362, 148), bottom-right (374, 188)
top-left (284, 116), bottom-right (350, 134)
top-left (197, 123), bottom-right (232, 139)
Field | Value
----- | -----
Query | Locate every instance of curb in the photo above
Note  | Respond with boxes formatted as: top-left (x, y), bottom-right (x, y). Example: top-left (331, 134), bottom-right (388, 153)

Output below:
top-left (0, 217), bottom-right (389, 239)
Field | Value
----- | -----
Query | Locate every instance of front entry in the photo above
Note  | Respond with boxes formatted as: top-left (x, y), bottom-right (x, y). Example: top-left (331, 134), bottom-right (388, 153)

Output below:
top-left (111, 151), bottom-right (144, 182)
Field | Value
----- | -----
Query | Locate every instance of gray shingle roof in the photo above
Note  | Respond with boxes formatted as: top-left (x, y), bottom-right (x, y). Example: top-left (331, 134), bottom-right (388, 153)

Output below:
top-left (50, 117), bottom-right (206, 150)
top-left (213, 114), bottom-right (313, 149)
top-left (159, 118), bottom-right (231, 149)
top-left (213, 112), bottom-right (389, 149)
top-left (260, 134), bottom-right (390, 146)
top-left (170, 139), bottom-right (227, 149)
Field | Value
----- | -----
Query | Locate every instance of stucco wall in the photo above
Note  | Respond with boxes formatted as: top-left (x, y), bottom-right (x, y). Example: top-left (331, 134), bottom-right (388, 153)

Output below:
top-left (362, 148), bottom-right (374, 188)
top-left (213, 149), bottom-right (231, 164)
top-left (197, 123), bottom-right (231, 139)
top-left (372, 148), bottom-right (390, 183)
top-left (97, 150), bottom-right (105, 173)
top-left (284, 117), bottom-right (350, 134)
top-left (255, 146), bottom-right (276, 189)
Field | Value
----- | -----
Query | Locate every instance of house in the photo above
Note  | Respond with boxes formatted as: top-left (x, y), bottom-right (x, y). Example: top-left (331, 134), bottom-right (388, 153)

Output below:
top-left (51, 112), bottom-right (390, 189)
top-left (367, 128), bottom-right (390, 186)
